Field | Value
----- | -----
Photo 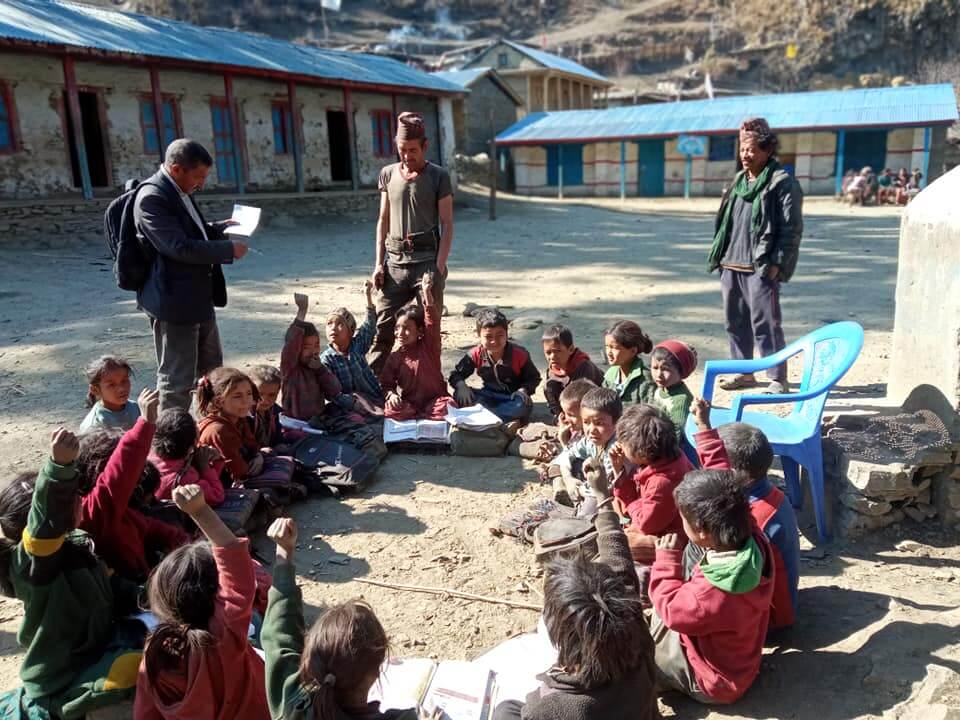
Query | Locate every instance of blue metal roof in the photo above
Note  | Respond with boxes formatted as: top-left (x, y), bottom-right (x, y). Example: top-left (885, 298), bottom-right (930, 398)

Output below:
top-left (0, 0), bottom-right (464, 94)
top-left (496, 83), bottom-right (959, 144)
top-left (432, 67), bottom-right (490, 88)
top-left (502, 40), bottom-right (609, 85)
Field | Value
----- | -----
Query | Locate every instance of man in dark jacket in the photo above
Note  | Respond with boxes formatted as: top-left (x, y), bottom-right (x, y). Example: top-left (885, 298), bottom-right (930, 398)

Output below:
top-left (707, 118), bottom-right (803, 394)
top-left (135, 139), bottom-right (247, 412)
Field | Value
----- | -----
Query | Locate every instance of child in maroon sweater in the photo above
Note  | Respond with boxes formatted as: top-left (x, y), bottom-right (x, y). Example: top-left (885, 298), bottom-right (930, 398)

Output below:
top-left (541, 324), bottom-right (604, 421)
top-left (379, 272), bottom-right (455, 421)
top-left (281, 294), bottom-right (343, 422)
top-left (196, 368), bottom-right (268, 484)
top-left (649, 469), bottom-right (775, 704)
top-left (77, 389), bottom-right (189, 582)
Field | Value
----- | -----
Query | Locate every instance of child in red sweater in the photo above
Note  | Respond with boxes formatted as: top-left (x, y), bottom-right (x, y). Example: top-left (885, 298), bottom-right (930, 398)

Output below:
top-left (611, 404), bottom-right (694, 567)
top-left (281, 295), bottom-right (343, 422)
top-left (649, 469), bottom-right (775, 704)
top-left (149, 408), bottom-right (225, 507)
top-left (541, 324), bottom-right (604, 421)
top-left (196, 368), bottom-right (268, 484)
top-left (76, 388), bottom-right (189, 582)
top-left (136, 484), bottom-right (269, 719)
top-left (379, 272), bottom-right (456, 421)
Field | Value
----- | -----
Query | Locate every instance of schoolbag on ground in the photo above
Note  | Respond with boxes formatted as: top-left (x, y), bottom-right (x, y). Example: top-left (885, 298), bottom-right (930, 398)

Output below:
top-left (104, 179), bottom-right (159, 291)
top-left (292, 436), bottom-right (378, 496)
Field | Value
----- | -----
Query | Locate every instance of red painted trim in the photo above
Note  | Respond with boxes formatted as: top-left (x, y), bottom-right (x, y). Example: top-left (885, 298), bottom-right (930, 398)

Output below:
top-left (0, 41), bottom-right (463, 98)
top-left (0, 79), bottom-right (22, 154)
top-left (343, 86), bottom-right (358, 191)
top-left (886, 148), bottom-right (925, 154)
top-left (223, 75), bottom-right (247, 191)
top-left (370, 108), bottom-right (393, 158)
top-left (149, 66), bottom-right (165, 160)
top-left (62, 56), bottom-right (92, 197)
top-left (91, 86), bottom-right (114, 186)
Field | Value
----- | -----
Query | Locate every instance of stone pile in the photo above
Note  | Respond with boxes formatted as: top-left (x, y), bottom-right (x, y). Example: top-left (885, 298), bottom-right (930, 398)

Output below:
top-left (822, 409), bottom-right (960, 537)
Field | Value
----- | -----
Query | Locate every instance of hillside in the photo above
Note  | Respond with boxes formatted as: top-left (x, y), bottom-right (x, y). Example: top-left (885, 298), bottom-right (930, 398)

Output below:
top-left (95, 0), bottom-right (960, 95)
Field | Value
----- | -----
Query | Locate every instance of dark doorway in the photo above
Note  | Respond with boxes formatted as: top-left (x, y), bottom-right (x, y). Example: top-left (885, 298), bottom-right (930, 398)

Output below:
top-left (842, 129), bottom-right (887, 174)
top-left (327, 110), bottom-right (352, 182)
top-left (64, 90), bottom-right (110, 188)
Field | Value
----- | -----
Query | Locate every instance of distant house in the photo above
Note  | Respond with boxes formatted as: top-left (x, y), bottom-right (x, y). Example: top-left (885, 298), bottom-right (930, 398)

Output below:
top-left (0, 0), bottom-right (464, 200)
top-left (431, 67), bottom-right (522, 155)
top-left (495, 84), bottom-right (959, 198)
top-left (465, 40), bottom-right (612, 113)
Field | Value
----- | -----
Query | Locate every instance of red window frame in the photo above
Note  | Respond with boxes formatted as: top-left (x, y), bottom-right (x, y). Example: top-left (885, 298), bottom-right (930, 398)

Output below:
top-left (370, 109), bottom-right (394, 158)
top-left (0, 80), bottom-right (22, 154)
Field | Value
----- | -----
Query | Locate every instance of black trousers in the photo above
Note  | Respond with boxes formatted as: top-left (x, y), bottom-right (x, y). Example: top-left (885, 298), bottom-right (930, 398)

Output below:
top-left (720, 268), bottom-right (787, 383)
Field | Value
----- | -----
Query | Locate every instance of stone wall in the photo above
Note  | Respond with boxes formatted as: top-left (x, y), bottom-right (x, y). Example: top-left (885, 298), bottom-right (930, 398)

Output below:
top-left (0, 190), bottom-right (379, 248)
top-left (461, 76), bottom-right (520, 156)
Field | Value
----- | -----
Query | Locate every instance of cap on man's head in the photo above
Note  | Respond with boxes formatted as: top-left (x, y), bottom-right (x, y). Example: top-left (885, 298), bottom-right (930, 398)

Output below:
top-left (396, 112), bottom-right (426, 142)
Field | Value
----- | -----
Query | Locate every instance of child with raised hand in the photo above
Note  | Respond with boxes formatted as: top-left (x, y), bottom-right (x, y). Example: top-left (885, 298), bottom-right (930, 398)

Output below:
top-left (79, 355), bottom-right (140, 434)
top-left (379, 271), bottom-right (456, 421)
top-left (541, 324), bottom-right (604, 422)
top-left (135, 483), bottom-right (270, 719)
top-left (554, 387), bottom-right (621, 514)
top-left (281, 295), bottom-right (344, 423)
top-left (648, 470), bottom-right (775, 705)
top-left (196, 367), bottom-right (268, 482)
top-left (601, 321), bottom-right (653, 405)
top-left (320, 282), bottom-right (386, 421)
top-left (643, 340), bottom-right (697, 442)
top-left (249, 364), bottom-right (287, 448)
top-left (688, 397), bottom-right (800, 629)
top-left (447, 308), bottom-right (542, 423)
top-left (611, 404), bottom-right (694, 568)
top-left (0, 428), bottom-right (146, 718)
top-left (493, 458), bottom-right (658, 720)
top-left (77, 388), bottom-right (190, 582)
top-left (149, 407), bottom-right (225, 506)
top-left (263, 517), bottom-right (421, 720)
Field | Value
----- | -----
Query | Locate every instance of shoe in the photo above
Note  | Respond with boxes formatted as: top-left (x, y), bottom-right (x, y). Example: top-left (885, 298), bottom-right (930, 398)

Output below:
top-left (763, 381), bottom-right (788, 395)
top-left (718, 374), bottom-right (757, 391)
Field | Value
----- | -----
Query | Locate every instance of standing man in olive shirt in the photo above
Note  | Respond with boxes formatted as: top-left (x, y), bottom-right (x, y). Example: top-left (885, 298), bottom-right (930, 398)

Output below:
top-left (369, 111), bottom-right (454, 374)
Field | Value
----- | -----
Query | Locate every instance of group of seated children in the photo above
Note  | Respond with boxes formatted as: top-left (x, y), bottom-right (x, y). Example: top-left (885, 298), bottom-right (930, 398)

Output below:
top-left (0, 276), bottom-right (801, 718)
top-left (843, 165), bottom-right (924, 206)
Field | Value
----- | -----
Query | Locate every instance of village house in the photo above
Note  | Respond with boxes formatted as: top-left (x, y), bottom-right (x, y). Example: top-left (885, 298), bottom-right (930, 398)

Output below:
top-left (495, 84), bottom-right (959, 198)
top-left (0, 0), bottom-right (464, 202)
top-left (430, 66), bottom-right (522, 156)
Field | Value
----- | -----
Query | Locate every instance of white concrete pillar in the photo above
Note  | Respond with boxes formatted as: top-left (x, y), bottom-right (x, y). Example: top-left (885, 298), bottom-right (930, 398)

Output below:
top-left (439, 97), bottom-right (458, 189)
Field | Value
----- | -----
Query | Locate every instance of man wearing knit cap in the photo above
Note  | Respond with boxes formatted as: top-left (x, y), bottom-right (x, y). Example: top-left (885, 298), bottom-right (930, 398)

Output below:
top-left (369, 111), bottom-right (454, 374)
top-left (707, 117), bottom-right (803, 395)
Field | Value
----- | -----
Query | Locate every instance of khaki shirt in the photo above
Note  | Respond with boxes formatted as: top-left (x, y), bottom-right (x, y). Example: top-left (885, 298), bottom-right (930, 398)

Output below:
top-left (378, 161), bottom-right (452, 264)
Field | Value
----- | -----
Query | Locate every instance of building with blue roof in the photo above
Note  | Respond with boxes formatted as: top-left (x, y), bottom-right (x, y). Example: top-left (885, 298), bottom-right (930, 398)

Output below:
top-left (431, 66), bottom-right (521, 155)
top-left (464, 39), bottom-right (612, 116)
top-left (0, 0), bottom-right (465, 199)
top-left (494, 83), bottom-right (958, 198)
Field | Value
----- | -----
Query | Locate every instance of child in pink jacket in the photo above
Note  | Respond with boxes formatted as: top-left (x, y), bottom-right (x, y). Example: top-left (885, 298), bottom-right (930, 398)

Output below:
top-left (149, 408), bottom-right (226, 507)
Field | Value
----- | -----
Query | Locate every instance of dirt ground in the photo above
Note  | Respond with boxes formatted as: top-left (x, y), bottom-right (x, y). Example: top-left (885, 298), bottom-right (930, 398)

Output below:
top-left (0, 188), bottom-right (958, 718)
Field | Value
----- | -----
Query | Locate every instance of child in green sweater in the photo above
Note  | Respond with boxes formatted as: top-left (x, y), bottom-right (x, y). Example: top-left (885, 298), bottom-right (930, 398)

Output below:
top-left (602, 321), bottom-right (653, 405)
top-left (0, 428), bottom-right (144, 720)
top-left (642, 340), bottom-right (697, 444)
top-left (263, 517), bottom-right (420, 720)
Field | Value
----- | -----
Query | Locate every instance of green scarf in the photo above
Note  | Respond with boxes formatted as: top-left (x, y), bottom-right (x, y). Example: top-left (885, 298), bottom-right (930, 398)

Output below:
top-left (699, 537), bottom-right (763, 594)
top-left (707, 161), bottom-right (775, 270)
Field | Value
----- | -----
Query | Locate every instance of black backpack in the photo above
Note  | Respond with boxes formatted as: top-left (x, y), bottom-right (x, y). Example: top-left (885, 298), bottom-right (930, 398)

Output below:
top-left (104, 179), bottom-right (159, 291)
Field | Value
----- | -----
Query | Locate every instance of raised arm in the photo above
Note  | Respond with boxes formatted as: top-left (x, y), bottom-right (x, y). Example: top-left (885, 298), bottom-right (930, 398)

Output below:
top-left (584, 458), bottom-right (640, 594)
top-left (280, 294), bottom-right (310, 377)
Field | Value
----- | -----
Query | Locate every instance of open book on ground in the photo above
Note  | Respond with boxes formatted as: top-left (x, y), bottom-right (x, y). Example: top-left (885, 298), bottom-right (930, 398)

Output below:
top-left (383, 418), bottom-right (451, 444)
top-left (444, 404), bottom-right (502, 432)
top-left (473, 627), bottom-right (558, 707)
top-left (371, 658), bottom-right (494, 720)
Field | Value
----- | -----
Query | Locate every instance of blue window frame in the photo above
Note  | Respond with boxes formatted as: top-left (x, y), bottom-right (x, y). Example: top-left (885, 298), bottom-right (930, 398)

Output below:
top-left (708, 135), bottom-right (737, 162)
top-left (371, 109), bottom-right (393, 158)
top-left (272, 102), bottom-right (292, 154)
top-left (210, 100), bottom-right (237, 184)
top-left (140, 98), bottom-right (178, 155)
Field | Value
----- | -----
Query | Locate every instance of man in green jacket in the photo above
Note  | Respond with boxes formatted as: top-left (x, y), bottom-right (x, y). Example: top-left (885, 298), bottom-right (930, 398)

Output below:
top-left (708, 118), bottom-right (803, 395)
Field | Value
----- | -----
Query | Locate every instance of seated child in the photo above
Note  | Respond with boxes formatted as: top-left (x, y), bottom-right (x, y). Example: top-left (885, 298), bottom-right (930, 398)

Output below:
top-left (77, 389), bottom-right (190, 582)
top-left (0, 429), bottom-right (145, 719)
top-left (554, 387), bottom-right (621, 515)
top-left (196, 367), bottom-right (268, 484)
top-left (642, 340), bottom-right (697, 443)
top-left (262, 517), bottom-right (419, 720)
top-left (541, 324), bottom-right (604, 421)
top-left (149, 408), bottom-right (226, 507)
top-left (611, 404), bottom-right (694, 566)
top-left (281, 294), bottom-right (343, 423)
top-left (249, 364), bottom-right (287, 448)
top-left (512, 378), bottom-right (596, 464)
top-left (79, 355), bottom-right (140, 434)
top-left (602, 321), bottom-right (653, 404)
top-left (135, 484), bottom-right (270, 719)
top-left (448, 308), bottom-right (542, 423)
top-left (493, 459), bottom-right (658, 720)
top-left (648, 470), bottom-right (775, 704)
top-left (379, 271), bottom-right (456, 421)
top-left (319, 282), bottom-right (386, 421)
top-left (689, 398), bottom-right (800, 629)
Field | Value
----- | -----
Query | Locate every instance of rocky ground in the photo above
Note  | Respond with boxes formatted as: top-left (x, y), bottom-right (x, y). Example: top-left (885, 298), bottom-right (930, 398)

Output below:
top-left (0, 190), bottom-right (957, 718)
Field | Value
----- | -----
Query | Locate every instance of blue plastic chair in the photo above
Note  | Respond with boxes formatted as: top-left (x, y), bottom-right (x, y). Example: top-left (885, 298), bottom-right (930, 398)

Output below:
top-left (684, 322), bottom-right (864, 541)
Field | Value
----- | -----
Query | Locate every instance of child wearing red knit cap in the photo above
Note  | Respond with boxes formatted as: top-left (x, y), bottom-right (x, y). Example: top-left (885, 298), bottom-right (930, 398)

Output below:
top-left (642, 340), bottom-right (697, 443)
